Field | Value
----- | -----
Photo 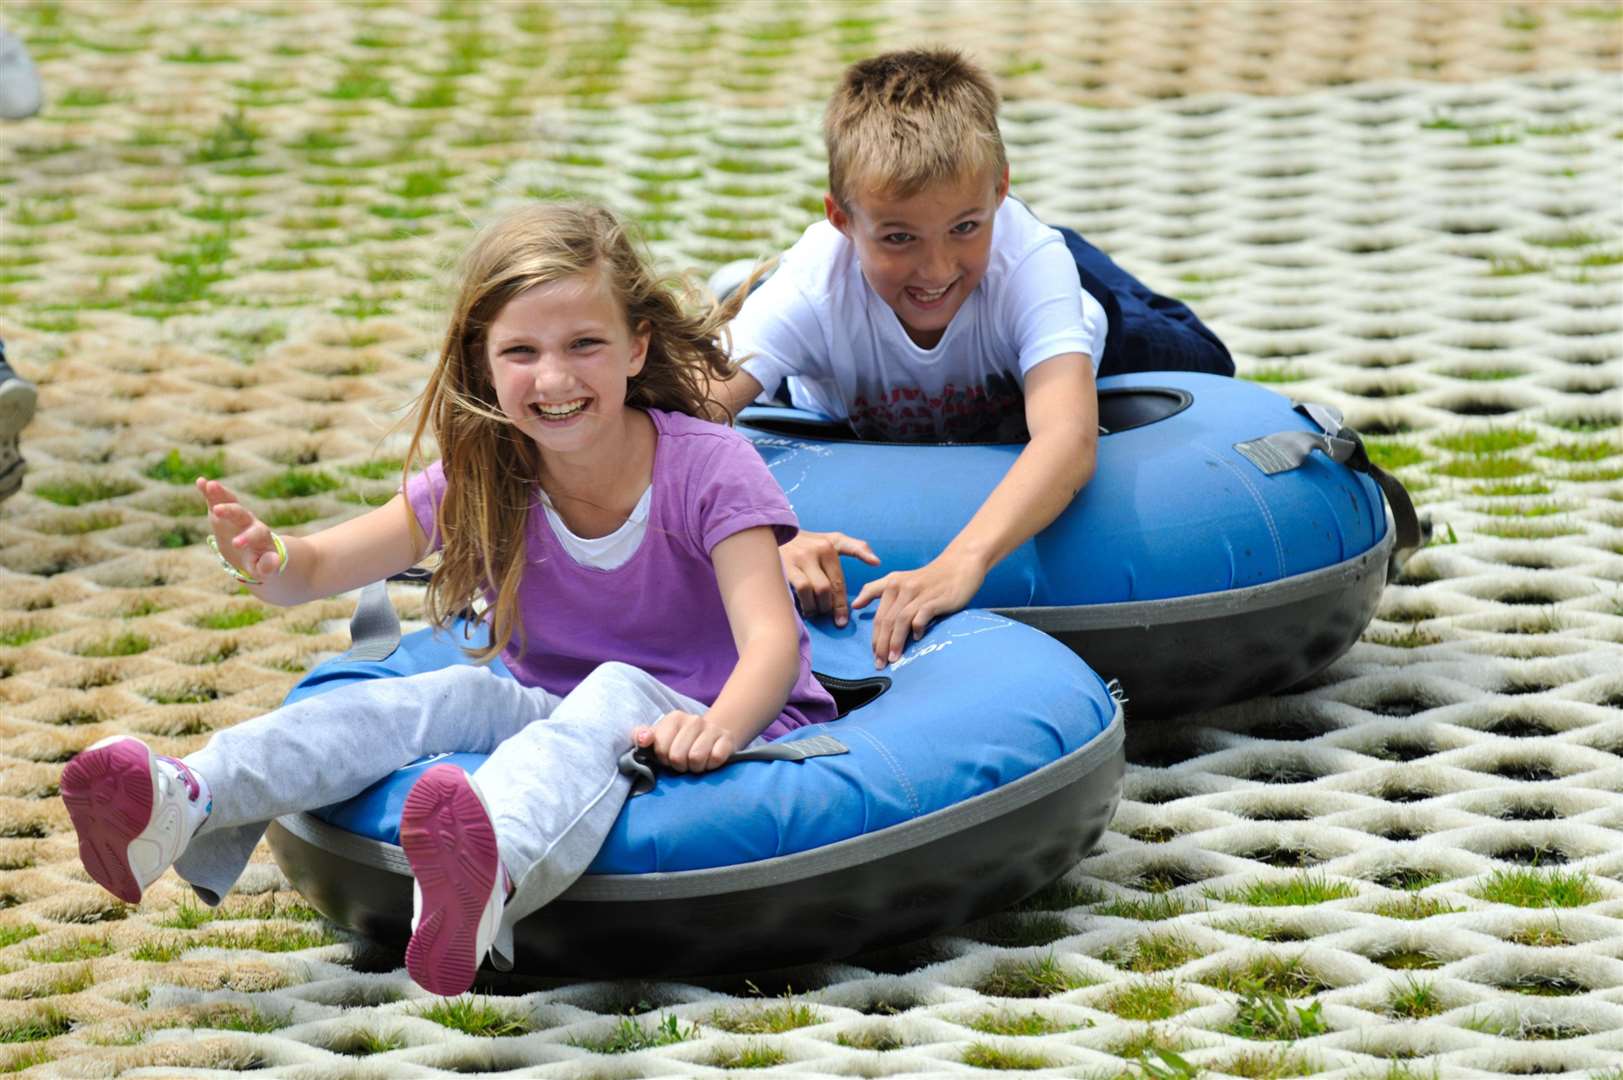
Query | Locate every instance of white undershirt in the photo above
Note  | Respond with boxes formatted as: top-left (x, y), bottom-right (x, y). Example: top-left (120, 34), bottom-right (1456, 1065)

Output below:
top-left (539, 485), bottom-right (652, 570)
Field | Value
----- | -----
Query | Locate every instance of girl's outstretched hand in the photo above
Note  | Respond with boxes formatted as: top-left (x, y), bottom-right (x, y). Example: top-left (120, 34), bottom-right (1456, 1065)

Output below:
top-left (632, 710), bottom-right (738, 775)
top-left (196, 477), bottom-right (283, 581)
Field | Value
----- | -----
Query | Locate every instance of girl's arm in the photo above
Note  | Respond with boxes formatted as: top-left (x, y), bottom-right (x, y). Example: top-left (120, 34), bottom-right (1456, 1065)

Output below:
top-left (197, 478), bottom-right (428, 606)
top-left (633, 525), bottom-right (803, 773)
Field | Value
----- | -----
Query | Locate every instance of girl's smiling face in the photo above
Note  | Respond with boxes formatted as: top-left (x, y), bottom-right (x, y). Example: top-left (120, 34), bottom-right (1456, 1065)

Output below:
top-left (485, 271), bottom-right (650, 463)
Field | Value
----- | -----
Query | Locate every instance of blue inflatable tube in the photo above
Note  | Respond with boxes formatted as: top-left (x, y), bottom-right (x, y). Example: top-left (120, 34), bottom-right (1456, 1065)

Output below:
top-left (738, 371), bottom-right (1418, 717)
top-left (266, 608), bottom-right (1124, 976)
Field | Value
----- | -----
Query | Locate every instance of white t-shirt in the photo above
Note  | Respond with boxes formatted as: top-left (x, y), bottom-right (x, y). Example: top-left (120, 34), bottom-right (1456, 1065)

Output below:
top-left (730, 197), bottom-right (1108, 441)
top-left (539, 485), bottom-right (651, 570)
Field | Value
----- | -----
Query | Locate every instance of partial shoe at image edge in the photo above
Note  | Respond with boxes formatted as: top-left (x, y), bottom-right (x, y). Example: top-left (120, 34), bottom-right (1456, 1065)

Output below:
top-left (0, 375), bottom-right (36, 500)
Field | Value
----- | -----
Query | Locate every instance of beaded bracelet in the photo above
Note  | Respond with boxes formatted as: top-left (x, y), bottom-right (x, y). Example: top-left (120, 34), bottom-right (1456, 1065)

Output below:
top-left (207, 532), bottom-right (287, 586)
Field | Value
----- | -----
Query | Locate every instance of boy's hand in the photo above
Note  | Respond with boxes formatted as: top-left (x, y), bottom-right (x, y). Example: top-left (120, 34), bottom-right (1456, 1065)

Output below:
top-left (780, 530), bottom-right (880, 628)
top-left (196, 477), bottom-right (283, 581)
top-left (632, 710), bottom-right (739, 774)
top-left (852, 553), bottom-right (986, 669)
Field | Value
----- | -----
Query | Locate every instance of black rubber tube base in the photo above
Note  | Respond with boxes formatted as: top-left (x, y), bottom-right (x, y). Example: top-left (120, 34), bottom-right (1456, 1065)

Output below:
top-left (266, 742), bottom-right (1123, 979)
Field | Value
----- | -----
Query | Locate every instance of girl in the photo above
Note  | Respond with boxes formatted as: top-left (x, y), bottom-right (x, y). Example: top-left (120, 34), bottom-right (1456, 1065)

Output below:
top-left (61, 203), bottom-right (836, 996)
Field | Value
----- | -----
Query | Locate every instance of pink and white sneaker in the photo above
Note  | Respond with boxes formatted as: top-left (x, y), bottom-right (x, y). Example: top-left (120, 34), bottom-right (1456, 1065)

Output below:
top-left (400, 764), bottom-right (506, 997)
top-left (60, 736), bottom-right (210, 904)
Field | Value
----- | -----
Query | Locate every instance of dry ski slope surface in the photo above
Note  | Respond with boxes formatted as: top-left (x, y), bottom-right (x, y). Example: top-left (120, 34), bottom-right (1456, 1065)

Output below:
top-left (0, 1), bottom-right (1621, 1076)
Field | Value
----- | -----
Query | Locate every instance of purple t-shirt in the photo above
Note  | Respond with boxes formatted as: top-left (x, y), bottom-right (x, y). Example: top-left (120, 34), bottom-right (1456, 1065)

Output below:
top-left (405, 408), bottom-right (836, 741)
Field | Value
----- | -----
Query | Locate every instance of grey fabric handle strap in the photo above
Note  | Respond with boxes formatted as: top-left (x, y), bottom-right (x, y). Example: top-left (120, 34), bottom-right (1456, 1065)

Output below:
top-left (1233, 401), bottom-right (1422, 553)
top-left (347, 579), bottom-right (405, 662)
top-left (619, 733), bottom-right (850, 797)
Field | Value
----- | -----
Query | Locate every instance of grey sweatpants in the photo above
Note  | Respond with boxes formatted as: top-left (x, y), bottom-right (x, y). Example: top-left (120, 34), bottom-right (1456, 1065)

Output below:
top-left (174, 660), bottom-right (705, 966)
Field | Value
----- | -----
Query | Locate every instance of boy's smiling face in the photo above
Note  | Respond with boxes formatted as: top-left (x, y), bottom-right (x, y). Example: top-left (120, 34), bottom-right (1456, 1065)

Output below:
top-left (827, 166), bottom-right (1009, 349)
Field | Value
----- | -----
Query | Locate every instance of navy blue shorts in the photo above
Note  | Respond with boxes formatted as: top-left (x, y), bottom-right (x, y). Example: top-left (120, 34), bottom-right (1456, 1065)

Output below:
top-left (1058, 226), bottom-right (1234, 378)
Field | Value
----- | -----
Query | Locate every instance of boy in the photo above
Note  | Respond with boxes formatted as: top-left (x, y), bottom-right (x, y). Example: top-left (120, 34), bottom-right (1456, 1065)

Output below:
top-left (712, 49), bottom-right (1231, 669)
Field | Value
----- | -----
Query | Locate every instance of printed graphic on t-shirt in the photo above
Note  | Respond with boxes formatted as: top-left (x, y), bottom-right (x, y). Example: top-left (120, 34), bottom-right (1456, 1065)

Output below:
top-left (848, 372), bottom-right (1025, 442)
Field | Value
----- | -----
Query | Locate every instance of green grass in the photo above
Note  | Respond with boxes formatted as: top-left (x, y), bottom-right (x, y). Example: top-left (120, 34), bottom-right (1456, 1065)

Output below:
top-left (1364, 623), bottom-right (1442, 648)
top-left (75, 632), bottom-right (151, 658)
top-left (0, 926), bottom-right (40, 949)
top-left (193, 606), bottom-right (269, 630)
top-left (415, 996), bottom-right (531, 1037)
top-left (130, 936), bottom-right (187, 962)
top-left (326, 1028), bottom-right (406, 1056)
top-left (33, 476), bottom-right (141, 506)
top-left (1436, 456), bottom-right (1535, 479)
top-left (1477, 500), bottom-right (1569, 517)
top-left (1504, 922), bottom-right (1573, 947)
top-left (1433, 427), bottom-right (1537, 454)
top-left (835, 1026), bottom-right (907, 1050)
top-left (1204, 874), bottom-right (1359, 907)
top-left (202, 924), bottom-right (340, 952)
top-left (0, 1006), bottom-right (71, 1043)
top-left (1010, 878), bottom-right (1105, 911)
top-left (146, 450), bottom-right (226, 485)
top-left (36, 509), bottom-right (123, 534)
top-left (975, 952), bottom-right (1090, 998)
top-left (1100, 979), bottom-right (1198, 1021)
top-left (25, 936), bottom-right (114, 963)
top-left (1540, 440), bottom-right (1620, 462)
top-left (973, 913), bottom-right (1073, 947)
top-left (343, 457), bottom-right (405, 480)
top-left (261, 504), bottom-right (324, 528)
top-left (0, 1045), bottom-right (53, 1072)
top-left (0, 624), bottom-right (54, 647)
top-left (960, 1042), bottom-right (1053, 1070)
top-left (707, 1000), bottom-right (819, 1034)
top-left (201, 1005), bottom-right (288, 1033)
top-left (142, 682), bottom-right (221, 705)
top-left (249, 471), bottom-right (339, 501)
top-left (708, 1042), bottom-right (788, 1069)
top-left (1100, 931), bottom-right (1203, 973)
top-left (1365, 439), bottom-right (1426, 470)
top-left (1384, 977), bottom-right (1447, 1019)
top-left (1373, 947), bottom-right (1444, 970)
top-left (1201, 954), bottom-right (1332, 997)
top-left (1093, 893), bottom-right (1206, 921)
top-left (965, 1010), bottom-right (1076, 1036)
top-left (1477, 518), bottom-right (1585, 540)
top-left (1216, 1048), bottom-right (1316, 1079)
top-left (1472, 479), bottom-right (1553, 496)
top-left (1227, 986), bottom-right (1328, 1040)
top-left (571, 1013), bottom-right (694, 1053)
top-left (1469, 868), bottom-right (1603, 908)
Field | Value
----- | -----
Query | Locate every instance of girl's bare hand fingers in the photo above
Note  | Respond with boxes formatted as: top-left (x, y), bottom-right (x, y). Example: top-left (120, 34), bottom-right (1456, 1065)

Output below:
top-left (686, 730), bottom-right (718, 773)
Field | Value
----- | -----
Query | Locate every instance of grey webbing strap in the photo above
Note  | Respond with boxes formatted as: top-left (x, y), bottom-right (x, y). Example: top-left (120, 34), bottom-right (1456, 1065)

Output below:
top-left (1233, 401), bottom-right (1423, 554)
top-left (346, 580), bottom-right (404, 662)
top-left (619, 733), bottom-right (850, 797)
top-left (1233, 429), bottom-right (1360, 475)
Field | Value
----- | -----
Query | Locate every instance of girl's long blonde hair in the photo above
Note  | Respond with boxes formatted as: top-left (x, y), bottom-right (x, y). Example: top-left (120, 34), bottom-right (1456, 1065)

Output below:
top-left (404, 202), bottom-right (746, 663)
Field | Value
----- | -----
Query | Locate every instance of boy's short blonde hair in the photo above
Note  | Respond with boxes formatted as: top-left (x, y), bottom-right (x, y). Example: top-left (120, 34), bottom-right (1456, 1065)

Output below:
top-left (824, 48), bottom-right (1007, 209)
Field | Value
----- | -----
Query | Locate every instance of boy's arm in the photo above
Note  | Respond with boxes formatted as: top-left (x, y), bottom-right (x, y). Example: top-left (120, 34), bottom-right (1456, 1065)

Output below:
top-left (852, 353), bottom-right (1097, 668)
top-left (714, 368), bottom-right (883, 627)
top-left (711, 368), bottom-right (767, 421)
top-left (632, 525), bottom-right (803, 773)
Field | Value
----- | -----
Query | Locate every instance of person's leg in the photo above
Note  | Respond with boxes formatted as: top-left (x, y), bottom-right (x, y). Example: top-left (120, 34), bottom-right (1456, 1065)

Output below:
top-left (67, 664), bottom-right (556, 906)
top-left (1056, 227), bottom-right (1234, 378)
top-left (0, 339), bottom-right (38, 503)
top-left (402, 661), bottom-right (708, 984)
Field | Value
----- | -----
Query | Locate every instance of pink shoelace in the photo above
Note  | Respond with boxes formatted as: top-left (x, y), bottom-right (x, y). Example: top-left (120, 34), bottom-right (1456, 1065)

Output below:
top-left (157, 755), bottom-right (201, 802)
